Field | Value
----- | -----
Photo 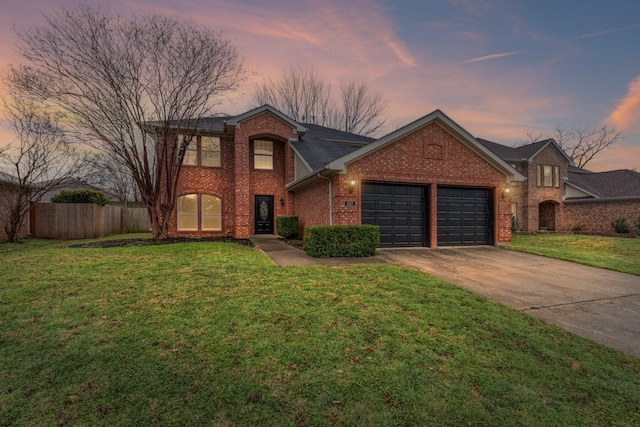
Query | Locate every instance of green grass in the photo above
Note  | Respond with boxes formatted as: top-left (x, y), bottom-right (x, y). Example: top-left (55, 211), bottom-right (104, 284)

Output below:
top-left (511, 234), bottom-right (640, 276)
top-left (1, 238), bottom-right (640, 426)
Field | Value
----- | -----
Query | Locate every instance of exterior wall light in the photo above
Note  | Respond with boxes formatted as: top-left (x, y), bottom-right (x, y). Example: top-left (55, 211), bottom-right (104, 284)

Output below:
top-left (501, 187), bottom-right (511, 200)
top-left (279, 198), bottom-right (284, 206)
top-left (348, 178), bottom-right (357, 194)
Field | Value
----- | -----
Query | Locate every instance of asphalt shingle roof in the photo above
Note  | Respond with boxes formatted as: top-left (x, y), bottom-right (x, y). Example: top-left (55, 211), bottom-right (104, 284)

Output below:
top-left (0, 171), bottom-right (18, 185)
top-left (291, 123), bottom-right (375, 170)
top-left (476, 138), bottom-right (554, 162)
top-left (567, 169), bottom-right (640, 199)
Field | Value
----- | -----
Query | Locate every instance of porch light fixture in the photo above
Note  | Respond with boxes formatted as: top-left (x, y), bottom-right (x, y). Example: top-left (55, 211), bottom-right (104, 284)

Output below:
top-left (348, 178), bottom-right (357, 194)
top-left (501, 187), bottom-right (511, 200)
top-left (280, 198), bottom-right (284, 206)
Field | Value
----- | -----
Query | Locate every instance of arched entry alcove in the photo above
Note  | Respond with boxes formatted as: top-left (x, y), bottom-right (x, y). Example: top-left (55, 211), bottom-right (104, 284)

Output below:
top-left (538, 201), bottom-right (557, 231)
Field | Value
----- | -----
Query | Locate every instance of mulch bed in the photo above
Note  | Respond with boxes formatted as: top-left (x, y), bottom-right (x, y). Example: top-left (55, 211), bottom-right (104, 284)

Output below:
top-left (70, 237), bottom-right (253, 249)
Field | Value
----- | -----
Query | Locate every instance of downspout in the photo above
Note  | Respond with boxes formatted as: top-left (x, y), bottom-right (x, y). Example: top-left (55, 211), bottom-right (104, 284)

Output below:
top-left (317, 172), bottom-right (332, 225)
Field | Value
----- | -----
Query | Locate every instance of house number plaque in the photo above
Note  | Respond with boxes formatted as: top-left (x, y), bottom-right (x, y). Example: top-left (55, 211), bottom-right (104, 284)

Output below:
top-left (344, 201), bottom-right (356, 206)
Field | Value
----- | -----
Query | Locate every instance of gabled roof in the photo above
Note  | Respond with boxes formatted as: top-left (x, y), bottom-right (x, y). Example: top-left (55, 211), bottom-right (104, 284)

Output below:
top-left (566, 169), bottom-right (640, 200)
top-left (326, 110), bottom-right (524, 181)
top-left (476, 138), bottom-right (573, 165)
top-left (290, 123), bottom-right (375, 170)
top-left (287, 109), bottom-right (525, 191)
top-left (227, 104), bottom-right (308, 135)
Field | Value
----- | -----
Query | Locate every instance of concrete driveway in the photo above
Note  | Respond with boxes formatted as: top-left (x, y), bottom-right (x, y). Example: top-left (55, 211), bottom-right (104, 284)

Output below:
top-left (377, 246), bottom-right (640, 358)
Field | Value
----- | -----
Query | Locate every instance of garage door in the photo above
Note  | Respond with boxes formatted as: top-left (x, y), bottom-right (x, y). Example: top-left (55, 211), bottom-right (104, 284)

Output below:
top-left (437, 186), bottom-right (492, 246)
top-left (362, 182), bottom-right (427, 247)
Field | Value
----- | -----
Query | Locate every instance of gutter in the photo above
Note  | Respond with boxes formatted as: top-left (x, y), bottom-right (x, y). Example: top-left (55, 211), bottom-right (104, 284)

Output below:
top-left (317, 173), bottom-right (333, 225)
top-left (564, 196), bottom-right (640, 204)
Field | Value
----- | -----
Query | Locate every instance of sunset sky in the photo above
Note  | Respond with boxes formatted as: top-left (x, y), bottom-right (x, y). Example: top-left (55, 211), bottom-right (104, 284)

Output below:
top-left (1, 0), bottom-right (639, 171)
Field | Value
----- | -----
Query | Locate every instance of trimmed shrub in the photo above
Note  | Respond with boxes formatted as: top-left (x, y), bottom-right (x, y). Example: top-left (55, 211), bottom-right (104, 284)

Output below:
top-left (611, 218), bottom-right (629, 234)
top-left (51, 189), bottom-right (109, 206)
top-left (276, 216), bottom-right (299, 239)
top-left (511, 214), bottom-right (519, 232)
top-left (571, 224), bottom-right (584, 233)
top-left (304, 225), bottom-right (379, 258)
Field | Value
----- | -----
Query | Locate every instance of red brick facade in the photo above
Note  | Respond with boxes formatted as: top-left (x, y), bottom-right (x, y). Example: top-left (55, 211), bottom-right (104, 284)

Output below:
top-left (169, 109), bottom-right (517, 246)
top-left (510, 144), bottom-right (568, 232)
top-left (294, 122), bottom-right (513, 246)
top-left (561, 200), bottom-right (640, 234)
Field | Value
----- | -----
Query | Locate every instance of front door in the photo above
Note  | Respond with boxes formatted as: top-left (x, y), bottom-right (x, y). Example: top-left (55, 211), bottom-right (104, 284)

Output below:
top-left (254, 195), bottom-right (274, 234)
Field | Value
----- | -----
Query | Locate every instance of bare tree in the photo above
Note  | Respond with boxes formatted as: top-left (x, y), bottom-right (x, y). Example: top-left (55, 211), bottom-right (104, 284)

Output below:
top-left (0, 98), bottom-right (85, 243)
top-left (338, 81), bottom-right (387, 136)
top-left (250, 64), bottom-right (386, 136)
top-left (523, 125), bottom-right (621, 168)
top-left (84, 152), bottom-right (140, 203)
top-left (553, 125), bottom-right (621, 168)
top-left (7, 6), bottom-right (244, 238)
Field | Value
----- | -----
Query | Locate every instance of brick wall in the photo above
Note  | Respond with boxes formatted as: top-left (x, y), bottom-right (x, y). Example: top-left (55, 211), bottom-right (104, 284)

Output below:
top-left (168, 111), bottom-right (298, 238)
top-left (294, 180), bottom-right (330, 237)
top-left (511, 144), bottom-right (567, 232)
top-left (561, 200), bottom-right (640, 233)
top-left (331, 122), bottom-right (512, 245)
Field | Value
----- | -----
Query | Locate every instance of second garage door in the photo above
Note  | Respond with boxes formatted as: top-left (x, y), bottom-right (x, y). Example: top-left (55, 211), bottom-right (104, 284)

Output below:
top-left (362, 182), bottom-right (427, 247)
top-left (437, 186), bottom-right (493, 246)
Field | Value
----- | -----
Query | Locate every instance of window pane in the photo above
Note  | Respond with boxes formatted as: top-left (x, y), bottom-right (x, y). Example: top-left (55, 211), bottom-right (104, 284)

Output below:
top-left (201, 137), bottom-right (221, 167)
top-left (201, 195), bottom-right (221, 231)
top-left (182, 135), bottom-right (197, 166)
top-left (554, 166), bottom-right (560, 187)
top-left (536, 165), bottom-right (542, 186)
top-left (254, 140), bottom-right (273, 170)
top-left (177, 194), bottom-right (198, 230)
top-left (543, 165), bottom-right (552, 187)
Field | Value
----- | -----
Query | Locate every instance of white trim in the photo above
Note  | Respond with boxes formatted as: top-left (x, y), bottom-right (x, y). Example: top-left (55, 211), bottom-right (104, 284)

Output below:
top-left (563, 179), bottom-right (599, 199)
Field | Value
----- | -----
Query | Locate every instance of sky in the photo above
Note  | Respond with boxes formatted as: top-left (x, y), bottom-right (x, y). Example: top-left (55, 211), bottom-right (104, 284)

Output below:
top-left (0, 0), bottom-right (639, 172)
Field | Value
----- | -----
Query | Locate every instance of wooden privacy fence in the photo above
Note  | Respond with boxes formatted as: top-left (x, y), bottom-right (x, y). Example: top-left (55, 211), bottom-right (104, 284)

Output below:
top-left (31, 203), bottom-right (150, 239)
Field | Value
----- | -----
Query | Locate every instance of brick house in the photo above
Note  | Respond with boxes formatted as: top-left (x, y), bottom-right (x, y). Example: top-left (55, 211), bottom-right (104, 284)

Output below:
top-left (167, 105), bottom-right (525, 247)
top-left (477, 138), bottom-right (640, 234)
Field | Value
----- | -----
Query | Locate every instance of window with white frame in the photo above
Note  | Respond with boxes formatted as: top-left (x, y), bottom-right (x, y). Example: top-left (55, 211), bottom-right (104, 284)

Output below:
top-left (254, 140), bottom-right (273, 170)
top-left (177, 194), bottom-right (222, 232)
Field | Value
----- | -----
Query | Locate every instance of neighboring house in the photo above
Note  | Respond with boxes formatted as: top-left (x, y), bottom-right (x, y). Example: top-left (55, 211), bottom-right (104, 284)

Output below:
top-left (39, 177), bottom-right (118, 202)
top-left (0, 171), bottom-right (29, 240)
top-left (477, 138), bottom-right (640, 234)
top-left (163, 105), bottom-right (525, 247)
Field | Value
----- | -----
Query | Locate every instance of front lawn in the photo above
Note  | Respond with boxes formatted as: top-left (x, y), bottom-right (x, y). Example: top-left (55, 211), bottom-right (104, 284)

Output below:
top-left (1, 238), bottom-right (639, 426)
top-left (510, 233), bottom-right (640, 276)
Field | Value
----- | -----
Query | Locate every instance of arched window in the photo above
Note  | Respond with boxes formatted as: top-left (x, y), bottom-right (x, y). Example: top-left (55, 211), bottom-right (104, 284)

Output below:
top-left (177, 194), bottom-right (221, 231)
top-left (201, 195), bottom-right (221, 231)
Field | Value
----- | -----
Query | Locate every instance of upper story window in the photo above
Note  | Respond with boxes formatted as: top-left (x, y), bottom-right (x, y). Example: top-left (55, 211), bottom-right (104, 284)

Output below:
top-left (201, 136), bottom-right (221, 167)
top-left (254, 140), bottom-right (273, 170)
top-left (536, 164), bottom-right (560, 188)
top-left (179, 135), bottom-right (221, 167)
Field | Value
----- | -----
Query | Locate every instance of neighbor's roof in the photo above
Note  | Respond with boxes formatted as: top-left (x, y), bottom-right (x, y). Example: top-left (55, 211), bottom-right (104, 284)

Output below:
top-left (566, 169), bottom-right (640, 199)
top-left (476, 138), bottom-right (573, 164)
top-left (290, 123), bottom-right (375, 170)
top-left (0, 171), bottom-right (18, 185)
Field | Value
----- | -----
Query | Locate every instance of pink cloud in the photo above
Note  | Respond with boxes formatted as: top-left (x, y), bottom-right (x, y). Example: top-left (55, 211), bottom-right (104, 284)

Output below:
top-left (606, 75), bottom-right (640, 131)
top-left (462, 51), bottom-right (523, 64)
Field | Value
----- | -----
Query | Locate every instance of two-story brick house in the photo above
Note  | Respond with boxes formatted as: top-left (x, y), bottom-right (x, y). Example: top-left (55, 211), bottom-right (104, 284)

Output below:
top-left (167, 105), bottom-right (525, 247)
top-left (477, 138), bottom-right (640, 234)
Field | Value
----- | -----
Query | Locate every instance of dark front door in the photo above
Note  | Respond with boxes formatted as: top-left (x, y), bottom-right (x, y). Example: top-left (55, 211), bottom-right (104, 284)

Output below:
top-left (254, 195), bottom-right (274, 234)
